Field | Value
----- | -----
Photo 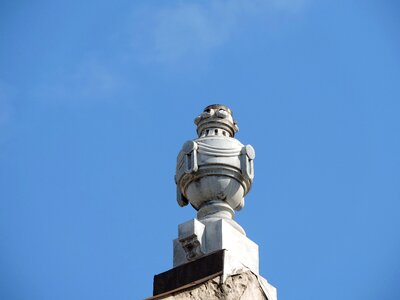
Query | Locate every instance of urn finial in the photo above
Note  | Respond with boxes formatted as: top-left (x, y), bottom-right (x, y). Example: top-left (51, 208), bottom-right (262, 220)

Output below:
top-left (175, 105), bottom-right (255, 235)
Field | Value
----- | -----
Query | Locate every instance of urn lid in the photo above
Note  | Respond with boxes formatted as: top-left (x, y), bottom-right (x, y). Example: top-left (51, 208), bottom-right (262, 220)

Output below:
top-left (194, 104), bottom-right (239, 137)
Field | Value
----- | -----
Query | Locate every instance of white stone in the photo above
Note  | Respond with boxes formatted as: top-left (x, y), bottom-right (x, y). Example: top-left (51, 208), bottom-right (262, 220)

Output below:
top-left (178, 219), bottom-right (205, 241)
top-left (174, 218), bottom-right (259, 276)
top-left (175, 105), bottom-right (255, 233)
top-left (163, 105), bottom-right (277, 300)
top-left (176, 219), bottom-right (205, 262)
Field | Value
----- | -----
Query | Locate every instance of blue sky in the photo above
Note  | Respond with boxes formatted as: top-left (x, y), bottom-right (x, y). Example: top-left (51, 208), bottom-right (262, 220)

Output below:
top-left (0, 0), bottom-right (399, 299)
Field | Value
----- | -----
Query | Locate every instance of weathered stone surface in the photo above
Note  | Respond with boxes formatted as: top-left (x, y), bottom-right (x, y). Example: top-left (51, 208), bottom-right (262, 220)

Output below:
top-left (173, 105), bottom-right (259, 274)
top-left (175, 104), bottom-right (255, 233)
top-left (148, 105), bottom-right (277, 300)
top-left (174, 219), bottom-right (259, 273)
top-left (160, 271), bottom-right (267, 300)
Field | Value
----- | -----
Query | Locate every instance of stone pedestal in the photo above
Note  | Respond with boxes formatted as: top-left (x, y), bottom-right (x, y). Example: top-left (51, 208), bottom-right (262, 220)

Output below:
top-left (173, 219), bottom-right (259, 275)
top-left (148, 217), bottom-right (277, 300)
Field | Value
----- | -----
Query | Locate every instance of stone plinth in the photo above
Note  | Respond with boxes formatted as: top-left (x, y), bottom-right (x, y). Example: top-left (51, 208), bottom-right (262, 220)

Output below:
top-left (173, 219), bottom-right (259, 274)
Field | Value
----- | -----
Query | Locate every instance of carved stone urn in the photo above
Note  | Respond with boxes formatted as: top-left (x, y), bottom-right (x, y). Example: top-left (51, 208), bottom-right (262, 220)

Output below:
top-left (153, 104), bottom-right (277, 300)
top-left (175, 104), bottom-right (255, 234)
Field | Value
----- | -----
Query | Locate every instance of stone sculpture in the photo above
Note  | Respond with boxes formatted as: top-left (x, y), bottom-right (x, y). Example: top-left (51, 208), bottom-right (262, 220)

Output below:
top-left (173, 104), bottom-right (259, 270)
top-left (149, 104), bottom-right (277, 300)
top-left (175, 104), bottom-right (255, 235)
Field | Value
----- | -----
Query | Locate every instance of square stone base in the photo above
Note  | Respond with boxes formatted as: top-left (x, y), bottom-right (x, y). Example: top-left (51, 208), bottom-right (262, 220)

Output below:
top-left (173, 219), bottom-right (259, 274)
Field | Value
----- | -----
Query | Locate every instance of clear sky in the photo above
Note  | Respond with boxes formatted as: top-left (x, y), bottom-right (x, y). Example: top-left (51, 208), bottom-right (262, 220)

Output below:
top-left (0, 0), bottom-right (399, 299)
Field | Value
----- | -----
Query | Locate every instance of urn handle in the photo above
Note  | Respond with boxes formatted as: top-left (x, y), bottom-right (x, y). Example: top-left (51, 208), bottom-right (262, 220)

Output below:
top-left (176, 185), bottom-right (189, 207)
top-left (241, 145), bottom-right (255, 181)
top-left (182, 141), bottom-right (199, 174)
